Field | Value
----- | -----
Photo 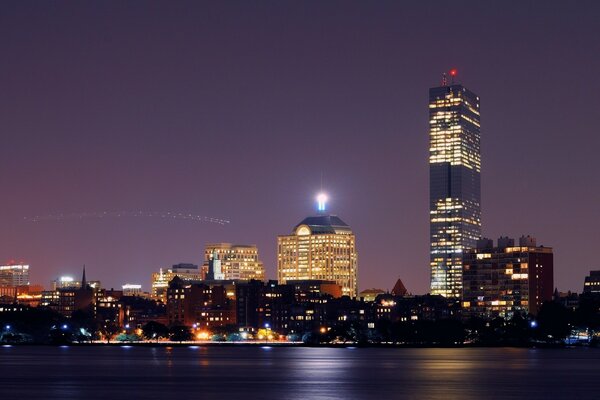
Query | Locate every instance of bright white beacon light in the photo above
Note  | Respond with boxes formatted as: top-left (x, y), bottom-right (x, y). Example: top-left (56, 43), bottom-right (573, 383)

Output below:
top-left (316, 193), bottom-right (328, 212)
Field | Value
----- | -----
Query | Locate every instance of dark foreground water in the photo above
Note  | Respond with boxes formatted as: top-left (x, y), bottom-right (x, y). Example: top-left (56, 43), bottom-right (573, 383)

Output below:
top-left (1, 346), bottom-right (599, 399)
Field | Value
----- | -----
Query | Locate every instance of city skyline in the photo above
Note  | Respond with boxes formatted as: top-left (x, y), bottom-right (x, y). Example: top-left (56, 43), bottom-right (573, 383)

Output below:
top-left (1, 2), bottom-right (599, 294)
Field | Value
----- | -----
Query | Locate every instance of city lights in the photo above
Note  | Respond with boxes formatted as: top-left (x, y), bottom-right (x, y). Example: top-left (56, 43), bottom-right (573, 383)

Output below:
top-left (196, 331), bottom-right (210, 340)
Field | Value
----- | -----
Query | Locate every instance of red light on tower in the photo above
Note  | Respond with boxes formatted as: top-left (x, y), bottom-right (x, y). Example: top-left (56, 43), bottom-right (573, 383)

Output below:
top-left (450, 68), bottom-right (457, 77)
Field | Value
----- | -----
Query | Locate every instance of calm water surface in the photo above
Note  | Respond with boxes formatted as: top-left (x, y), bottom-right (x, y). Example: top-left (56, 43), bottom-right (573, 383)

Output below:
top-left (1, 346), bottom-right (599, 399)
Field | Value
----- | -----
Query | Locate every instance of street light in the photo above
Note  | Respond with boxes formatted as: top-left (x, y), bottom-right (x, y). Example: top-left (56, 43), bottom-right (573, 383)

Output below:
top-left (265, 323), bottom-right (273, 342)
top-left (530, 321), bottom-right (537, 328)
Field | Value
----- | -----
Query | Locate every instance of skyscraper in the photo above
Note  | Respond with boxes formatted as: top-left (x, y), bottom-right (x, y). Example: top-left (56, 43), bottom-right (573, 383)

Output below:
top-left (277, 194), bottom-right (358, 297)
top-left (429, 71), bottom-right (481, 298)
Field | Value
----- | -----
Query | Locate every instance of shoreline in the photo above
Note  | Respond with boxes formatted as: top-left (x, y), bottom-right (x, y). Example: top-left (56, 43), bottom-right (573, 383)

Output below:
top-left (1, 341), bottom-right (583, 349)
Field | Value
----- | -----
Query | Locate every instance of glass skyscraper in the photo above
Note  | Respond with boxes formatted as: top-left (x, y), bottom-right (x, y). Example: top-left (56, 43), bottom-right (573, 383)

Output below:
top-left (429, 76), bottom-right (481, 298)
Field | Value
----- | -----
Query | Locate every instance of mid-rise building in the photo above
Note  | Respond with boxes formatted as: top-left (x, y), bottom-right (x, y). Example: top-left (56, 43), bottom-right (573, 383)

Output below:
top-left (50, 276), bottom-right (101, 291)
top-left (429, 71), bottom-right (482, 298)
top-left (166, 277), bottom-right (235, 329)
top-left (122, 284), bottom-right (143, 297)
top-left (462, 236), bottom-right (554, 319)
top-left (56, 267), bottom-right (96, 317)
top-left (277, 197), bottom-right (358, 297)
top-left (0, 264), bottom-right (30, 287)
top-left (583, 271), bottom-right (600, 294)
top-left (202, 243), bottom-right (265, 281)
top-left (151, 263), bottom-right (202, 303)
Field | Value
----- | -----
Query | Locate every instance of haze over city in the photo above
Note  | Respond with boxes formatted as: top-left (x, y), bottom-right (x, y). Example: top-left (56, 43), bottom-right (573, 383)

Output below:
top-left (1, 1), bottom-right (599, 293)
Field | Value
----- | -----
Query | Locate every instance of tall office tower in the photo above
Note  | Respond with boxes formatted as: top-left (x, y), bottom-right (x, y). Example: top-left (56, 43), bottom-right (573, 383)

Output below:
top-left (277, 194), bottom-right (358, 297)
top-left (0, 264), bottom-right (30, 287)
top-left (462, 236), bottom-right (554, 319)
top-left (429, 70), bottom-right (482, 298)
top-left (202, 244), bottom-right (265, 281)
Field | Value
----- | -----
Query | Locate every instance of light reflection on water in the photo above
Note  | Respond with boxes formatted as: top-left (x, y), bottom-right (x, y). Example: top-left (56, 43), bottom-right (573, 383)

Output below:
top-left (0, 346), bottom-right (599, 399)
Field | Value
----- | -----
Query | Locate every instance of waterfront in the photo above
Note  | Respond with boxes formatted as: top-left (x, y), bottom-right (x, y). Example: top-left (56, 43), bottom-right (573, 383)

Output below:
top-left (1, 346), bottom-right (599, 399)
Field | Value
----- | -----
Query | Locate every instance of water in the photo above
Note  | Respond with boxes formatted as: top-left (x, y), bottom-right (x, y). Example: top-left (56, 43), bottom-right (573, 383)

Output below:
top-left (1, 346), bottom-right (599, 399)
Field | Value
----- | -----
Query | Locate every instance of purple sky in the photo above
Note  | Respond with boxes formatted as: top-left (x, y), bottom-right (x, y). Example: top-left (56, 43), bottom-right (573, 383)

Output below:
top-left (1, 1), bottom-right (599, 294)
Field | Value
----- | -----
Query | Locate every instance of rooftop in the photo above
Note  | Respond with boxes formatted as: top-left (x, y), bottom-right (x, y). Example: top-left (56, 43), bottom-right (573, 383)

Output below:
top-left (294, 215), bottom-right (352, 234)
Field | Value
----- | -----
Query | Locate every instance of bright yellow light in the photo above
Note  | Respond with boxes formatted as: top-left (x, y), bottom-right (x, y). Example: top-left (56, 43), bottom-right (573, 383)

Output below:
top-left (196, 331), bottom-right (210, 340)
top-left (319, 327), bottom-right (327, 334)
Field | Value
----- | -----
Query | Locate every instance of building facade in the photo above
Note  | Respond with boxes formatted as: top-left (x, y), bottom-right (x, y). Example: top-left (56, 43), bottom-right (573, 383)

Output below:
top-left (0, 264), bottom-right (30, 287)
top-left (202, 243), bottom-right (265, 281)
top-left (166, 277), bottom-right (236, 328)
top-left (462, 236), bottom-right (554, 319)
top-left (151, 264), bottom-right (202, 303)
top-left (50, 276), bottom-right (101, 291)
top-left (277, 215), bottom-right (358, 297)
top-left (583, 271), bottom-right (600, 294)
top-left (429, 74), bottom-right (482, 298)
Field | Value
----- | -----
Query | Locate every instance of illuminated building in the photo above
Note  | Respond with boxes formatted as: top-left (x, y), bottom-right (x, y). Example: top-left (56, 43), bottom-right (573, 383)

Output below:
top-left (117, 296), bottom-right (168, 329)
top-left (41, 290), bottom-right (60, 308)
top-left (205, 250), bottom-right (224, 280)
top-left (236, 280), bottom-right (296, 334)
top-left (50, 276), bottom-right (101, 291)
top-left (122, 284), bottom-right (143, 296)
top-left (151, 263), bottom-right (201, 303)
top-left (359, 288), bottom-right (386, 302)
top-left (202, 244), bottom-right (265, 281)
top-left (0, 264), bottom-right (30, 287)
top-left (429, 71), bottom-right (482, 298)
top-left (277, 194), bottom-right (358, 297)
top-left (289, 280), bottom-right (342, 299)
top-left (166, 276), bottom-right (235, 328)
top-left (462, 236), bottom-right (554, 319)
top-left (583, 271), bottom-right (600, 294)
top-left (374, 293), bottom-right (457, 322)
top-left (15, 285), bottom-right (43, 307)
top-left (57, 267), bottom-right (95, 317)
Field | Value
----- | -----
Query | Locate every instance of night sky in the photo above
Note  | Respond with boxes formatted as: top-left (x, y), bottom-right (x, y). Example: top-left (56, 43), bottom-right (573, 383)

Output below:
top-left (1, 1), bottom-right (599, 294)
